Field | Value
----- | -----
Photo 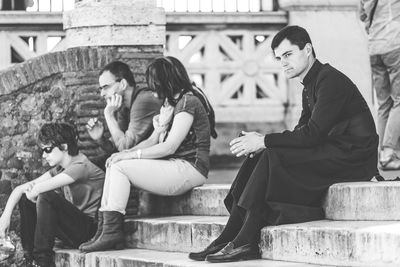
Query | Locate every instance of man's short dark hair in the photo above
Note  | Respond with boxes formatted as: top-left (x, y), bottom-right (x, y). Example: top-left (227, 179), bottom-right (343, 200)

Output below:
top-left (99, 61), bottom-right (136, 88)
top-left (271, 25), bottom-right (316, 57)
top-left (38, 123), bottom-right (79, 156)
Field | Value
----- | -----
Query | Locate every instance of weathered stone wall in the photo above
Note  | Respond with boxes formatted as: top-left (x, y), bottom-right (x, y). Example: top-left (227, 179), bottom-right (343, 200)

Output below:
top-left (0, 45), bottom-right (162, 266)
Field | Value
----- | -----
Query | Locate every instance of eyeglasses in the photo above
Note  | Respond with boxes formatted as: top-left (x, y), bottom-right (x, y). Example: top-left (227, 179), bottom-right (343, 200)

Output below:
top-left (98, 79), bottom-right (121, 91)
top-left (41, 146), bottom-right (57, 154)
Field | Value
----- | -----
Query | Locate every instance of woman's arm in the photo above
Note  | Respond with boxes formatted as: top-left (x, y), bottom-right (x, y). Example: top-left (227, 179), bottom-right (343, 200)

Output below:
top-left (108, 112), bottom-right (193, 163)
top-left (139, 112), bottom-right (193, 158)
top-left (126, 129), bottom-right (160, 151)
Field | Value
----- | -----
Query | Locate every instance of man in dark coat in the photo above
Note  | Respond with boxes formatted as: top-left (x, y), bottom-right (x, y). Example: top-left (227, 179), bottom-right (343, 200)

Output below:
top-left (189, 25), bottom-right (378, 263)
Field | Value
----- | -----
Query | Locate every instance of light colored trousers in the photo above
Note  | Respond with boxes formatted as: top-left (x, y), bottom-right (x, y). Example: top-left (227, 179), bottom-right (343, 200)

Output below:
top-left (370, 47), bottom-right (400, 150)
top-left (99, 158), bottom-right (206, 214)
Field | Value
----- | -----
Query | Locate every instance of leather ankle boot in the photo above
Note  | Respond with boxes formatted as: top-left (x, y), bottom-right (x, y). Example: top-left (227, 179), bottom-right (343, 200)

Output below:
top-left (79, 211), bottom-right (103, 251)
top-left (79, 211), bottom-right (124, 252)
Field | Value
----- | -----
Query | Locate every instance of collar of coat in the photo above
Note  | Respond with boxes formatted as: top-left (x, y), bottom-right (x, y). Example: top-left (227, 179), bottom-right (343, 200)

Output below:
top-left (302, 59), bottom-right (323, 86)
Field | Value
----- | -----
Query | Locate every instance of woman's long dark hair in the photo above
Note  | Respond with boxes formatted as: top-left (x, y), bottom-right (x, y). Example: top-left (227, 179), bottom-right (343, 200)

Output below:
top-left (146, 56), bottom-right (217, 138)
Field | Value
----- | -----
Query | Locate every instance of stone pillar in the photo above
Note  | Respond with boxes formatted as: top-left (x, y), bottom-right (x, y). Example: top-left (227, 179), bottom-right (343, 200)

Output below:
top-left (63, 0), bottom-right (165, 48)
top-left (279, 0), bottom-right (374, 128)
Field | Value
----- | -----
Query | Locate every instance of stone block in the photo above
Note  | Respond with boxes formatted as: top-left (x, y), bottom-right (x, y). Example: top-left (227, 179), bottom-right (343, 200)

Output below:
top-left (64, 6), bottom-right (165, 29)
top-left (139, 184), bottom-right (229, 216)
top-left (55, 248), bottom-right (325, 267)
top-left (87, 48), bottom-right (99, 71)
top-left (125, 216), bottom-right (227, 252)
top-left (25, 58), bottom-right (46, 84)
top-left (65, 48), bottom-right (80, 72)
top-left (55, 51), bottom-right (68, 73)
top-left (42, 53), bottom-right (61, 75)
top-left (37, 56), bottom-right (52, 78)
top-left (324, 181), bottom-right (400, 220)
top-left (9, 65), bottom-right (29, 89)
top-left (261, 220), bottom-right (400, 267)
top-left (65, 25), bottom-right (165, 47)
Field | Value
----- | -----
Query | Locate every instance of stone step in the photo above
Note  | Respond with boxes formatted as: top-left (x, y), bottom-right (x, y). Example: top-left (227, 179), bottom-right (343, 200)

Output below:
top-left (55, 248), bottom-right (326, 267)
top-left (138, 184), bottom-right (230, 216)
top-left (125, 216), bottom-right (400, 266)
top-left (261, 219), bottom-right (400, 267)
top-left (138, 181), bottom-right (400, 220)
top-left (124, 216), bottom-right (227, 252)
top-left (323, 181), bottom-right (400, 220)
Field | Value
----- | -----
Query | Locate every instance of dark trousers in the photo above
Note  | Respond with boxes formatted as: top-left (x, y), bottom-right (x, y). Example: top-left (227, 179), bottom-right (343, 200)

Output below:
top-left (19, 191), bottom-right (96, 266)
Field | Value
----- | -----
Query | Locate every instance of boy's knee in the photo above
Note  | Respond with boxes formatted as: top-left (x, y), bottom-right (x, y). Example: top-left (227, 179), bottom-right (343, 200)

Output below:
top-left (18, 194), bottom-right (31, 207)
top-left (36, 191), bottom-right (59, 204)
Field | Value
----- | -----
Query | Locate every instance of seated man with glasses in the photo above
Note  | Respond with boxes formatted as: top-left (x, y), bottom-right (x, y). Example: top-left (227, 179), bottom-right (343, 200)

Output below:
top-left (86, 61), bottom-right (163, 169)
top-left (0, 123), bottom-right (105, 267)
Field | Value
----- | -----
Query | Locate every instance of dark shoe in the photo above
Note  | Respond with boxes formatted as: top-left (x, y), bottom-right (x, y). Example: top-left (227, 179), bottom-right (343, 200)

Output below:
top-left (188, 241), bottom-right (228, 261)
top-left (205, 242), bottom-right (261, 263)
top-left (79, 211), bottom-right (124, 252)
top-left (79, 211), bottom-right (103, 251)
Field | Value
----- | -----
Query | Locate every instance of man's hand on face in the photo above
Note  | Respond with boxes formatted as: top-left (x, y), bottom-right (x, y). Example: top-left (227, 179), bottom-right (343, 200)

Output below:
top-left (229, 131), bottom-right (266, 157)
top-left (104, 94), bottom-right (123, 117)
top-left (86, 118), bottom-right (104, 141)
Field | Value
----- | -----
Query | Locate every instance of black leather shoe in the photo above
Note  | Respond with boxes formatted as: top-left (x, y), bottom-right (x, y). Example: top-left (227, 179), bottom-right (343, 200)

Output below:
top-left (205, 242), bottom-right (261, 263)
top-left (188, 241), bottom-right (228, 261)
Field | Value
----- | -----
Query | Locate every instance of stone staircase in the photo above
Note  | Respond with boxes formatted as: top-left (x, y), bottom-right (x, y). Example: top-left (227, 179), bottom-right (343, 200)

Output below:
top-left (55, 182), bottom-right (400, 267)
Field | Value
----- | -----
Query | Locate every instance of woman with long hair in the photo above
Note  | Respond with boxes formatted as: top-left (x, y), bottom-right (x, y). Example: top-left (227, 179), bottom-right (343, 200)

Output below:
top-left (80, 56), bottom-right (217, 252)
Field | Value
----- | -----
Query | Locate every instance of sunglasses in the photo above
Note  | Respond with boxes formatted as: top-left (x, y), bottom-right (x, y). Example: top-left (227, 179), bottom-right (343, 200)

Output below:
top-left (98, 79), bottom-right (121, 91)
top-left (41, 146), bottom-right (57, 154)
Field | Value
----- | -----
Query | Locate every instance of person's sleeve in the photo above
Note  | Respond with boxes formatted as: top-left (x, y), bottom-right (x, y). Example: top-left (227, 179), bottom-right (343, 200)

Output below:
top-left (62, 162), bottom-right (89, 181)
top-left (294, 89), bottom-right (311, 130)
top-left (174, 95), bottom-right (198, 116)
top-left (113, 91), bottom-right (161, 151)
top-left (265, 71), bottom-right (351, 148)
top-left (96, 136), bottom-right (117, 154)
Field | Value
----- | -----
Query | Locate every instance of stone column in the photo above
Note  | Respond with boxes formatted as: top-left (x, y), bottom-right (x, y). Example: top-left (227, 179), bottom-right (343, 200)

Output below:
top-left (279, 0), bottom-right (374, 127)
top-left (63, 0), bottom-right (165, 48)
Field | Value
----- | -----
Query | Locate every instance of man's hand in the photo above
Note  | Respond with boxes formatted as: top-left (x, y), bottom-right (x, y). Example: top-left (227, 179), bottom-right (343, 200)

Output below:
top-left (229, 131), bottom-right (266, 157)
top-left (86, 118), bottom-right (104, 141)
top-left (25, 188), bottom-right (39, 203)
top-left (104, 94), bottom-right (123, 117)
top-left (0, 217), bottom-right (10, 238)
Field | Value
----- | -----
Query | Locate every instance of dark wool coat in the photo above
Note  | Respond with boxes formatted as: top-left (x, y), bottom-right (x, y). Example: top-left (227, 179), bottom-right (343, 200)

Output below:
top-left (225, 60), bottom-right (378, 225)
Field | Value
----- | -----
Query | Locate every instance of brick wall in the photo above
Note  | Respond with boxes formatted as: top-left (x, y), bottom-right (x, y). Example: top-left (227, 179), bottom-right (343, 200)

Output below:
top-left (0, 45), bottom-right (162, 266)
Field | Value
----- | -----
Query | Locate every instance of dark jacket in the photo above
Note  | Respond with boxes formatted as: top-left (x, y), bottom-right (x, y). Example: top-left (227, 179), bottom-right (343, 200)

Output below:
top-left (225, 60), bottom-right (378, 225)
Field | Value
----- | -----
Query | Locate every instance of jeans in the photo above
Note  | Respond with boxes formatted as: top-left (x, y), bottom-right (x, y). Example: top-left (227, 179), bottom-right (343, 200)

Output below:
top-left (99, 159), bottom-right (206, 214)
top-left (370, 47), bottom-right (400, 150)
top-left (19, 191), bottom-right (96, 266)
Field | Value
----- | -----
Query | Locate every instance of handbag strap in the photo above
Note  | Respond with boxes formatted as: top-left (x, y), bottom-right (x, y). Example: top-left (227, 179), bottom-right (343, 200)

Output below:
top-left (368, 0), bottom-right (379, 29)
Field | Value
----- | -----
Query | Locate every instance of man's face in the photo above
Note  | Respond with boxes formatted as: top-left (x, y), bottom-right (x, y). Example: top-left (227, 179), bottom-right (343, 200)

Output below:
top-left (98, 71), bottom-right (123, 100)
top-left (273, 38), bottom-right (310, 79)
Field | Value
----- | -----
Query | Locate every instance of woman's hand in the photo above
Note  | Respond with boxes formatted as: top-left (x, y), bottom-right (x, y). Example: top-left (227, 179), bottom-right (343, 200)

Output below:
top-left (106, 151), bottom-right (136, 168)
top-left (153, 115), bottom-right (169, 135)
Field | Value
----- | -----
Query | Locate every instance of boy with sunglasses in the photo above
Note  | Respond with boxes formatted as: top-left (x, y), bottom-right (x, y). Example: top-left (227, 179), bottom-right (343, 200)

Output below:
top-left (0, 123), bottom-right (105, 267)
top-left (86, 61), bottom-right (162, 169)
